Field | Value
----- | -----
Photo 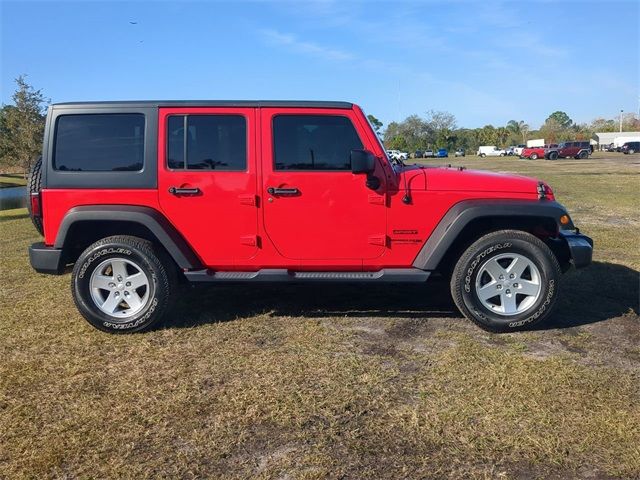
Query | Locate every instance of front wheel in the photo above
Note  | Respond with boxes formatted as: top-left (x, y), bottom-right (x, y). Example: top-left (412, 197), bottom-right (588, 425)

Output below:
top-left (480, 153), bottom-right (486, 157)
top-left (450, 230), bottom-right (561, 332)
top-left (547, 151), bottom-right (558, 160)
top-left (71, 235), bottom-right (176, 333)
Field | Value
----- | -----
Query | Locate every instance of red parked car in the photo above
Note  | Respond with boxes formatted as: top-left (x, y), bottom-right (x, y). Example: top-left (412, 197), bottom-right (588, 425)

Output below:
top-left (27, 101), bottom-right (592, 333)
top-left (520, 145), bottom-right (558, 160)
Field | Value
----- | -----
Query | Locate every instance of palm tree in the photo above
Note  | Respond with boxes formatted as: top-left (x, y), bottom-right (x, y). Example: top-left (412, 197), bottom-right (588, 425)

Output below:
top-left (496, 127), bottom-right (510, 147)
top-left (507, 120), bottom-right (529, 144)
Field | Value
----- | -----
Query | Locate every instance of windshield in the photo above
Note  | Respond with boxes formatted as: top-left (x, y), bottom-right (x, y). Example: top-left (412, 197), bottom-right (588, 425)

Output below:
top-left (363, 110), bottom-right (390, 161)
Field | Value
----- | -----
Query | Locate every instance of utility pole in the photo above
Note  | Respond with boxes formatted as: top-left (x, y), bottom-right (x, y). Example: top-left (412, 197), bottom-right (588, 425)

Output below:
top-left (620, 109), bottom-right (623, 132)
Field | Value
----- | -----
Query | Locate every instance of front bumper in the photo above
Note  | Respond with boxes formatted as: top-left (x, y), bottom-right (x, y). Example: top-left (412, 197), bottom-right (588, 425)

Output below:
top-left (559, 231), bottom-right (593, 269)
top-left (29, 242), bottom-right (65, 274)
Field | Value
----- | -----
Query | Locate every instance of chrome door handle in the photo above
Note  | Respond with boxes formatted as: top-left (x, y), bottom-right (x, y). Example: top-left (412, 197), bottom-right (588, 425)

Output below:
top-left (267, 187), bottom-right (299, 196)
top-left (169, 186), bottom-right (201, 196)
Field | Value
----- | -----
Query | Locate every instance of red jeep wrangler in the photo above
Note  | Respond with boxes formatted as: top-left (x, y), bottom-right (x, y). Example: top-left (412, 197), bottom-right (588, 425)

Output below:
top-left (27, 101), bottom-right (593, 333)
top-left (556, 141), bottom-right (591, 159)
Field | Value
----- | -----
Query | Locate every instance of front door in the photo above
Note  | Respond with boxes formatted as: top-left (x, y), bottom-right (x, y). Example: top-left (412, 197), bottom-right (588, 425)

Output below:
top-left (158, 107), bottom-right (258, 267)
top-left (260, 108), bottom-right (386, 262)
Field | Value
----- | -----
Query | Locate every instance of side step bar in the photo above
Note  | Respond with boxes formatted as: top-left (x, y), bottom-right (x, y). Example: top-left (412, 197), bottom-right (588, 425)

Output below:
top-left (184, 268), bottom-right (430, 283)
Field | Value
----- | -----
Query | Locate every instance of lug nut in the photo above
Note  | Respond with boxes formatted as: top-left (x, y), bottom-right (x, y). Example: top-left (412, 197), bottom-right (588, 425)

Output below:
top-left (117, 275), bottom-right (123, 281)
top-left (114, 292), bottom-right (120, 297)
top-left (509, 274), bottom-right (515, 279)
top-left (124, 291), bottom-right (130, 296)
top-left (499, 275), bottom-right (504, 280)
top-left (497, 285), bottom-right (503, 290)
top-left (506, 289), bottom-right (511, 294)
top-left (108, 282), bottom-right (116, 288)
top-left (513, 283), bottom-right (519, 288)
top-left (125, 281), bottom-right (131, 287)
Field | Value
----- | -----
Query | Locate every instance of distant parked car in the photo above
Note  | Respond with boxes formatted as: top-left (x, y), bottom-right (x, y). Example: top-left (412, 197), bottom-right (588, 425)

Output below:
top-left (387, 150), bottom-right (408, 161)
top-left (505, 146), bottom-right (517, 156)
top-left (605, 144), bottom-right (617, 152)
top-left (513, 144), bottom-right (526, 156)
top-left (436, 148), bottom-right (448, 158)
top-left (556, 141), bottom-right (591, 159)
top-left (477, 146), bottom-right (506, 157)
top-left (621, 141), bottom-right (640, 154)
top-left (520, 145), bottom-right (558, 160)
top-left (423, 149), bottom-right (435, 158)
top-left (454, 148), bottom-right (465, 157)
top-left (414, 150), bottom-right (424, 158)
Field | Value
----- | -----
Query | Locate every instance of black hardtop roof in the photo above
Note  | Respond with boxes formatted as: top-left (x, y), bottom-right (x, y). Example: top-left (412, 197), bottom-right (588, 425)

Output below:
top-left (52, 100), bottom-right (354, 109)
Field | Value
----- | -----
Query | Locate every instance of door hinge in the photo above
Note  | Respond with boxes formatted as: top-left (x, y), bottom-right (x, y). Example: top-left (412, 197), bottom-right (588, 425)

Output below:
top-left (239, 194), bottom-right (257, 206)
top-left (368, 234), bottom-right (387, 246)
top-left (240, 235), bottom-right (258, 247)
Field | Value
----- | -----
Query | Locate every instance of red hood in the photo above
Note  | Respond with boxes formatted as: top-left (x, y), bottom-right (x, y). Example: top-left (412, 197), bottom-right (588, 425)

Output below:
top-left (422, 166), bottom-right (542, 194)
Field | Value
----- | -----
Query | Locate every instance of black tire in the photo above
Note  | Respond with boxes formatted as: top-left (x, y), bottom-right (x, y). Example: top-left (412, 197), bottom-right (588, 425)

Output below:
top-left (480, 153), bottom-right (486, 158)
top-left (577, 150), bottom-right (588, 159)
top-left (628, 149), bottom-right (635, 154)
top-left (530, 153), bottom-right (538, 160)
top-left (547, 151), bottom-right (558, 160)
top-left (26, 157), bottom-right (44, 235)
top-left (450, 230), bottom-right (561, 332)
top-left (71, 235), bottom-right (176, 333)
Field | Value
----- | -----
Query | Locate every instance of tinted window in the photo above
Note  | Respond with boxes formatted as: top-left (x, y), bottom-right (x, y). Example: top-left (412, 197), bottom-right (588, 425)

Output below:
top-left (273, 115), bottom-right (363, 170)
top-left (54, 114), bottom-right (145, 171)
top-left (167, 115), bottom-right (246, 170)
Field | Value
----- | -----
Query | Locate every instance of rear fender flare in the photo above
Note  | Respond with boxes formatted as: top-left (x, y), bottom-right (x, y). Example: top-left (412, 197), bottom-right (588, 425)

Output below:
top-left (55, 205), bottom-right (202, 270)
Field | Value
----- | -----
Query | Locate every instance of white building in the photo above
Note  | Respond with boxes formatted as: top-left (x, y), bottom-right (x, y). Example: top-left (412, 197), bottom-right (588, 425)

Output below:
top-left (594, 131), bottom-right (640, 150)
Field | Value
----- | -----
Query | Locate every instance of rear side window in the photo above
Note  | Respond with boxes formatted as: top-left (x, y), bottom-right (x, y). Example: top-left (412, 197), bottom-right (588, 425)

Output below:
top-left (167, 115), bottom-right (246, 170)
top-left (54, 114), bottom-right (145, 171)
top-left (273, 115), bottom-right (363, 170)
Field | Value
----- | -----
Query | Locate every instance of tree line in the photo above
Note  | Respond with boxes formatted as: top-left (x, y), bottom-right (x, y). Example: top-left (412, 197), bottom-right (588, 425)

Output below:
top-left (370, 110), bottom-right (640, 153)
top-left (1, 76), bottom-right (639, 173)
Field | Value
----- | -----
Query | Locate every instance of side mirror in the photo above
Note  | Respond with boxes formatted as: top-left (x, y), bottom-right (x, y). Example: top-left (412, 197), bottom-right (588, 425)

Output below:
top-left (350, 149), bottom-right (376, 174)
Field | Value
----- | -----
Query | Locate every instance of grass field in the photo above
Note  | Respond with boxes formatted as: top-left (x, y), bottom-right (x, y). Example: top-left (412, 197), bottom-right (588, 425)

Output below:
top-left (1, 153), bottom-right (639, 479)
top-left (0, 173), bottom-right (27, 189)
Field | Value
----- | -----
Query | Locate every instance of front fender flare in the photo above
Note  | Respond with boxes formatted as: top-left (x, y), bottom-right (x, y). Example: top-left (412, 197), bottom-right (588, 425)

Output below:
top-left (412, 199), bottom-right (570, 271)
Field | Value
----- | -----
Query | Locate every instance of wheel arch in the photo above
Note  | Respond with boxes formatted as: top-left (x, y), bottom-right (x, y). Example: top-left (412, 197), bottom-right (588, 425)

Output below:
top-left (55, 205), bottom-right (203, 270)
top-left (413, 200), bottom-right (572, 274)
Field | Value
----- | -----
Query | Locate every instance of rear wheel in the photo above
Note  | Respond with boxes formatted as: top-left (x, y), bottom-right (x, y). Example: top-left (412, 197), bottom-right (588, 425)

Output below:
top-left (628, 149), bottom-right (635, 154)
top-left (450, 230), bottom-right (561, 332)
top-left (547, 151), bottom-right (558, 160)
top-left (480, 153), bottom-right (486, 157)
top-left (577, 150), bottom-right (588, 159)
top-left (530, 153), bottom-right (538, 160)
top-left (71, 235), bottom-right (176, 333)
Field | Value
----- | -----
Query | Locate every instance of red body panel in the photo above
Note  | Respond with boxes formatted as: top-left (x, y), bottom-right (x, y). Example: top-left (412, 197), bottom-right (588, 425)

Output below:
top-left (42, 104), bottom-right (545, 271)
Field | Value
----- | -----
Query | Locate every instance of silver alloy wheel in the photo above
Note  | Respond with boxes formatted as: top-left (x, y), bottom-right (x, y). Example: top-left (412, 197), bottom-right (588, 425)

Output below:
top-left (89, 258), bottom-right (150, 319)
top-left (475, 253), bottom-right (542, 316)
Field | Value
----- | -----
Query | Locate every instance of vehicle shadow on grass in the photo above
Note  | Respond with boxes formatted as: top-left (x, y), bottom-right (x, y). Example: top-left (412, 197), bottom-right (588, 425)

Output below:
top-left (546, 261), bottom-right (639, 329)
top-left (166, 261), bottom-right (639, 331)
top-left (168, 279), bottom-right (459, 329)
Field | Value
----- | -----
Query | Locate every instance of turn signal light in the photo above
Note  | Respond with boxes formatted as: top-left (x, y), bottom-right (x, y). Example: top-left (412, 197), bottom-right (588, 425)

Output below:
top-left (560, 215), bottom-right (570, 225)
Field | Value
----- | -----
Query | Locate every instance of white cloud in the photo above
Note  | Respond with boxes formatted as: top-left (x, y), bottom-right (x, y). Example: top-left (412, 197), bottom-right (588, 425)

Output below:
top-left (260, 28), bottom-right (354, 61)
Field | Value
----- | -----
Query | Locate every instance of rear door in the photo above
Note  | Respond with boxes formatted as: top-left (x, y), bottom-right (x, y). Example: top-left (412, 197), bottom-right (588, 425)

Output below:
top-left (260, 108), bottom-right (386, 263)
top-left (158, 107), bottom-right (258, 267)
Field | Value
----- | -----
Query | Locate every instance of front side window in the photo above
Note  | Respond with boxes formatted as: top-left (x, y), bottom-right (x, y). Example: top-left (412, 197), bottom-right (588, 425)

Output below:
top-left (273, 115), bottom-right (363, 170)
top-left (54, 114), bottom-right (145, 171)
top-left (167, 115), bottom-right (246, 170)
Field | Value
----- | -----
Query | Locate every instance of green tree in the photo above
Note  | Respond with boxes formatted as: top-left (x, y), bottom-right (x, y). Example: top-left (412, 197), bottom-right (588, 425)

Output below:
top-left (545, 111), bottom-right (573, 129)
top-left (0, 75), bottom-right (48, 173)
top-left (506, 120), bottom-right (529, 144)
top-left (366, 114), bottom-right (383, 134)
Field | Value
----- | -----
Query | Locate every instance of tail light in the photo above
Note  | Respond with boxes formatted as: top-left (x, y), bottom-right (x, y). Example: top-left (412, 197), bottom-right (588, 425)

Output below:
top-left (30, 192), bottom-right (41, 216)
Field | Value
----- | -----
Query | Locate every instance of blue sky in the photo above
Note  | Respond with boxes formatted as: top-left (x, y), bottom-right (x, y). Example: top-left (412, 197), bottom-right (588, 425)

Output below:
top-left (1, 0), bottom-right (638, 129)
